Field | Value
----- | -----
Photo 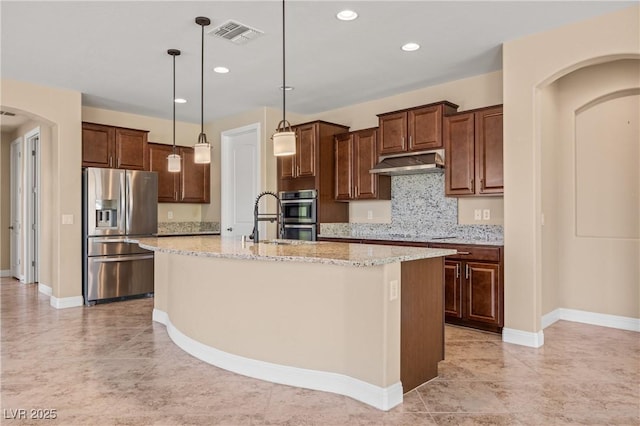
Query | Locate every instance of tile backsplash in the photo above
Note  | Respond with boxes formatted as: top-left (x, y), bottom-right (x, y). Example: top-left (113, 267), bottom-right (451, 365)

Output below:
top-left (323, 173), bottom-right (503, 241)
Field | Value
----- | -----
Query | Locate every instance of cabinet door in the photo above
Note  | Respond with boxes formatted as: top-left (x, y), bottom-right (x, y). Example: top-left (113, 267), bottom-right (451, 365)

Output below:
top-left (82, 123), bottom-right (114, 168)
top-left (296, 124), bottom-right (316, 178)
top-left (408, 105), bottom-right (442, 151)
top-left (278, 154), bottom-right (295, 179)
top-left (444, 260), bottom-right (463, 319)
top-left (465, 262), bottom-right (501, 326)
top-left (353, 128), bottom-right (378, 199)
top-left (378, 112), bottom-right (407, 155)
top-left (115, 128), bottom-right (148, 170)
top-left (444, 113), bottom-right (475, 196)
top-left (475, 106), bottom-right (503, 194)
top-left (180, 147), bottom-right (210, 203)
top-left (334, 133), bottom-right (353, 200)
top-left (148, 143), bottom-right (178, 202)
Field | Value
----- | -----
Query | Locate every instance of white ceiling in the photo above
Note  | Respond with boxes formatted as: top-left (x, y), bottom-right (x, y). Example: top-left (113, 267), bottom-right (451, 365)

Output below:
top-left (1, 1), bottom-right (634, 125)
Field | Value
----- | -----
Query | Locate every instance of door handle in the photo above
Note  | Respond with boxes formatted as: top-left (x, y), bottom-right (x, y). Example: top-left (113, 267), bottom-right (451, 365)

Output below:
top-left (8, 226), bottom-right (14, 230)
top-left (226, 227), bottom-right (233, 232)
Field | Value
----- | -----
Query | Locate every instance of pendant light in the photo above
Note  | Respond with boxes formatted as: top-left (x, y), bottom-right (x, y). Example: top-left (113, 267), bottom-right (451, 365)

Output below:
top-left (271, 0), bottom-right (296, 156)
top-left (194, 16), bottom-right (211, 164)
top-left (167, 49), bottom-right (181, 173)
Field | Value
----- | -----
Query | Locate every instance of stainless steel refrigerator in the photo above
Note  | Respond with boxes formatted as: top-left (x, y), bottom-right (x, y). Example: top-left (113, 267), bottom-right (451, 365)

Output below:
top-left (82, 167), bottom-right (158, 305)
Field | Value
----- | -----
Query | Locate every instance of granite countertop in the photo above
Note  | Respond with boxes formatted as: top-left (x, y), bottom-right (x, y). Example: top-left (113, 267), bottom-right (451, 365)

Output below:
top-left (131, 235), bottom-right (456, 267)
top-left (155, 231), bottom-right (220, 237)
top-left (317, 233), bottom-right (504, 247)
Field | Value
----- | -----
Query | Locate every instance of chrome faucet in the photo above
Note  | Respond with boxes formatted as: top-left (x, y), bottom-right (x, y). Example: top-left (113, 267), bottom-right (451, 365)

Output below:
top-left (250, 191), bottom-right (283, 243)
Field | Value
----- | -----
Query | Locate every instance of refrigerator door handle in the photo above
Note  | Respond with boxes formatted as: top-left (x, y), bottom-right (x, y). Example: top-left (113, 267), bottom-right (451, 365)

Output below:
top-left (92, 238), bottom-right (128, 243)
top-left (93, 254), bottom-right (154, 263)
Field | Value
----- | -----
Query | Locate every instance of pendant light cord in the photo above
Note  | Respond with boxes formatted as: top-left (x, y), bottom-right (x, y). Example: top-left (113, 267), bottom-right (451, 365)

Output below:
top-left (172, 53), bottom-right (176, 155)
top-left (199, 21), bottom-right (206, 143)
top-left (282, 0), bottom-right (286, 124)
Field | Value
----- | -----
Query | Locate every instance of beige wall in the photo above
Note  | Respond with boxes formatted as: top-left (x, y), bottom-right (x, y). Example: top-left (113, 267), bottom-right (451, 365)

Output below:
top-left (82, 106), bottom-right (204, 223)
top-left (0, 131), bottom-right (14, 271)
top-left (541, 60), bottom-right (639, 319)
top-left (1, 79), bottom-right (82, 299)
top-left (503, 5), bottom-right (640, 333)
top-left (305, 71), bottom-right (504, 225)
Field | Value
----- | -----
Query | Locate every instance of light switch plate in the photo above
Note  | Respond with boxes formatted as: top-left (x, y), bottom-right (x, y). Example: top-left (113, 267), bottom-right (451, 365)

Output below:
top-left (389, 280), bottom-right (398, 301)
top-left (474, 209), bottom-right (482, 221)
top-left (61, 214), bottom-right (73, 225)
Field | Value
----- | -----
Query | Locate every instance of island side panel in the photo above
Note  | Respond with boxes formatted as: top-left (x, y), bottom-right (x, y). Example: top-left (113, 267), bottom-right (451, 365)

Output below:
top-left (400, 257), bottom-right (444, 392)
top-left (161, 253), bottom-right (401, 389)
top-left (153, 251), bottom-right (169, 313)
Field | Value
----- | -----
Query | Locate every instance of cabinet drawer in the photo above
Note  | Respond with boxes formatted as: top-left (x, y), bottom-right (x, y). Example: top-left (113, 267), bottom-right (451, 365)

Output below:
top-left (429, 243), bottom-right (500, 262)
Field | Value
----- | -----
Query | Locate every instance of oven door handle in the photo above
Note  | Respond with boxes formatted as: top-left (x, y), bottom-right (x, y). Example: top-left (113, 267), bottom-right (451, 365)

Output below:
top-left (280, 199), bottom-right (315, 204)
top-left (283, 224), bottom-right (316, 229)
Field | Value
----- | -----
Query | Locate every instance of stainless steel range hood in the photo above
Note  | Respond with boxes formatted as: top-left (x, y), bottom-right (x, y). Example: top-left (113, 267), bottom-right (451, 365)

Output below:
top-left (369, 151), bottom-right (444, 176)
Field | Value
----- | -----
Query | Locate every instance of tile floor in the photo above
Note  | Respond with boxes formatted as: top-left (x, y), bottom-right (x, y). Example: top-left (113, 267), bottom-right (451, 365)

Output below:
top-left (1, 277), bottom-right (638, 425)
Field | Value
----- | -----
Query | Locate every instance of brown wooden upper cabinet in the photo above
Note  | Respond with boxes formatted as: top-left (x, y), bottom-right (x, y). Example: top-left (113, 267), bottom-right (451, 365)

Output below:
top-left (444, 105), bottom-right (503, 196)
top-left (377, 101), bottom-right (458, 156)
top-left (82, 122), bottom-right (148, 170)
top-left (279, 122), bottom-right (317, 179)
top-left (148, 142), bottom-right (210, 204)
top-left (334, 128), bottom-right (390, 201)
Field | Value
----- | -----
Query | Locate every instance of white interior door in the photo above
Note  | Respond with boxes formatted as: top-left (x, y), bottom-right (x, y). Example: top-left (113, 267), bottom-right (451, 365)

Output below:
top-left (221, 123), bottom-right (261, 237)
top-left (10, 138), bottom-right (23, 281)
top-left (25, 129), bottom-right (40, 284)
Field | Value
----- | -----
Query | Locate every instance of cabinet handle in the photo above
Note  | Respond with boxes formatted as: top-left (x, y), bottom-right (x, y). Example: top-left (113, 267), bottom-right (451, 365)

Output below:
top-left (480, 178), bottom-right (485, 191)
top-left (401, 136), bottom-right (405, 147)
top-left (409, 135), bottom-right (412, 146)
top-left (455, 263), bottom-right (460, 278)
top-left (296, 165), bottom-right (300, 176)
top-left (465, 264), bottom-right (470, 279)
top-left (355, 185), bottom-right (358, 197)
top-left (109, 156), bottom-right (113, 167)
top-left (457, 251), bottom-right (471, 255)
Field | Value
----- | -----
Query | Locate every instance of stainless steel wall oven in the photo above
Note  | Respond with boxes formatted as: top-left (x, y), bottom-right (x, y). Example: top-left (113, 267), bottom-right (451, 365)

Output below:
top-left (280, 189), bottom-right (317, 241)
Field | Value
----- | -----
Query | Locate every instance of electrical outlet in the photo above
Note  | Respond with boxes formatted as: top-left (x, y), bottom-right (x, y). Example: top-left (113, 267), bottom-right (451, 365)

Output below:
top-left (474, 209), bottom-right (482, 221)
top-left (168, 211), bottom-right (173, 220)
top-left (61, 214), bottom-right (73, 225)
top-left (389, 280), bottom-right (398, 301)
top-left (367, 210), bottom-right (373, 220)
top-left (483, 209), bottom-right (490, 220)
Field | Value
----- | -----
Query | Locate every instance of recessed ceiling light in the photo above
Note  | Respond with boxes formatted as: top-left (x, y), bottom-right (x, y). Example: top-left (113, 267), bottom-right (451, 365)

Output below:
top-left (401, 42), bottom-right (420, 52)
top-left (280, 86), bottom-right (294, 91)
top-left (336, 10), bottom-right (358, 21)
top-left (174, 98), bottom-right (187, 104)
top-left (213, 66), bottom-right (229, 74)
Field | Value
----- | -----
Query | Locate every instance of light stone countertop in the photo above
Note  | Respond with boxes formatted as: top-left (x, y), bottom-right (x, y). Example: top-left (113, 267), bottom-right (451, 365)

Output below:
top-left (131, 235), bottom-right (456, 267)
top-left (317, 233), bottom-right (504, 247)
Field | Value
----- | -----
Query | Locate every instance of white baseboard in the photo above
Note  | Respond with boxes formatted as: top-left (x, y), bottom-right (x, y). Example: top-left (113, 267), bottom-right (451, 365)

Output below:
top-left (0, 270), bottom-right (11, 278)
top-left (153, 309), bottom-right (402, 411)
top-left (502, 327), bottom-right (544, 348)
top-left (152, 308), bottom-right (168, 325)
top-left (38, 283), bottom-right (52, 296)
top-left (50, 295), bottom-right (84, 309)
top-left (542, 308), bottom-right (640, 332)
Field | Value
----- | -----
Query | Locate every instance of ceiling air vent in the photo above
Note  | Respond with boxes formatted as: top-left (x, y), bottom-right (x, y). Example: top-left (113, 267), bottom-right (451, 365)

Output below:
top-left (209, 20), bottom-right (264, 45)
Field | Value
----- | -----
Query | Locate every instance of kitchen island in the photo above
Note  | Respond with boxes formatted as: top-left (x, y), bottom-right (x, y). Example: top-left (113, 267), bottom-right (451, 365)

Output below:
top-left (134, 236), bottom-right (455, 410)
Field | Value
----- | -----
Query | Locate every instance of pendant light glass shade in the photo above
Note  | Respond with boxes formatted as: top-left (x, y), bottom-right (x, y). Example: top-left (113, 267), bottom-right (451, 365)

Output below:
top-left (272, 120), bottom-right (296, 156)
top-left (195, 17), bottom-right (211, 164)
top-left (272, 0), bottom-right (296, 157)
top-left (167, 49), bottom-right (181, 173)
top-left (167, 153), bottom-right (181, 172)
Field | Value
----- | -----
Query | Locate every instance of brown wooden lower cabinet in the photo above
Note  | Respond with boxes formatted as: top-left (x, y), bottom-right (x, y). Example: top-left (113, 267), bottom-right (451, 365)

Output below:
top-left (318, 237), bottom-right (504, 333)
